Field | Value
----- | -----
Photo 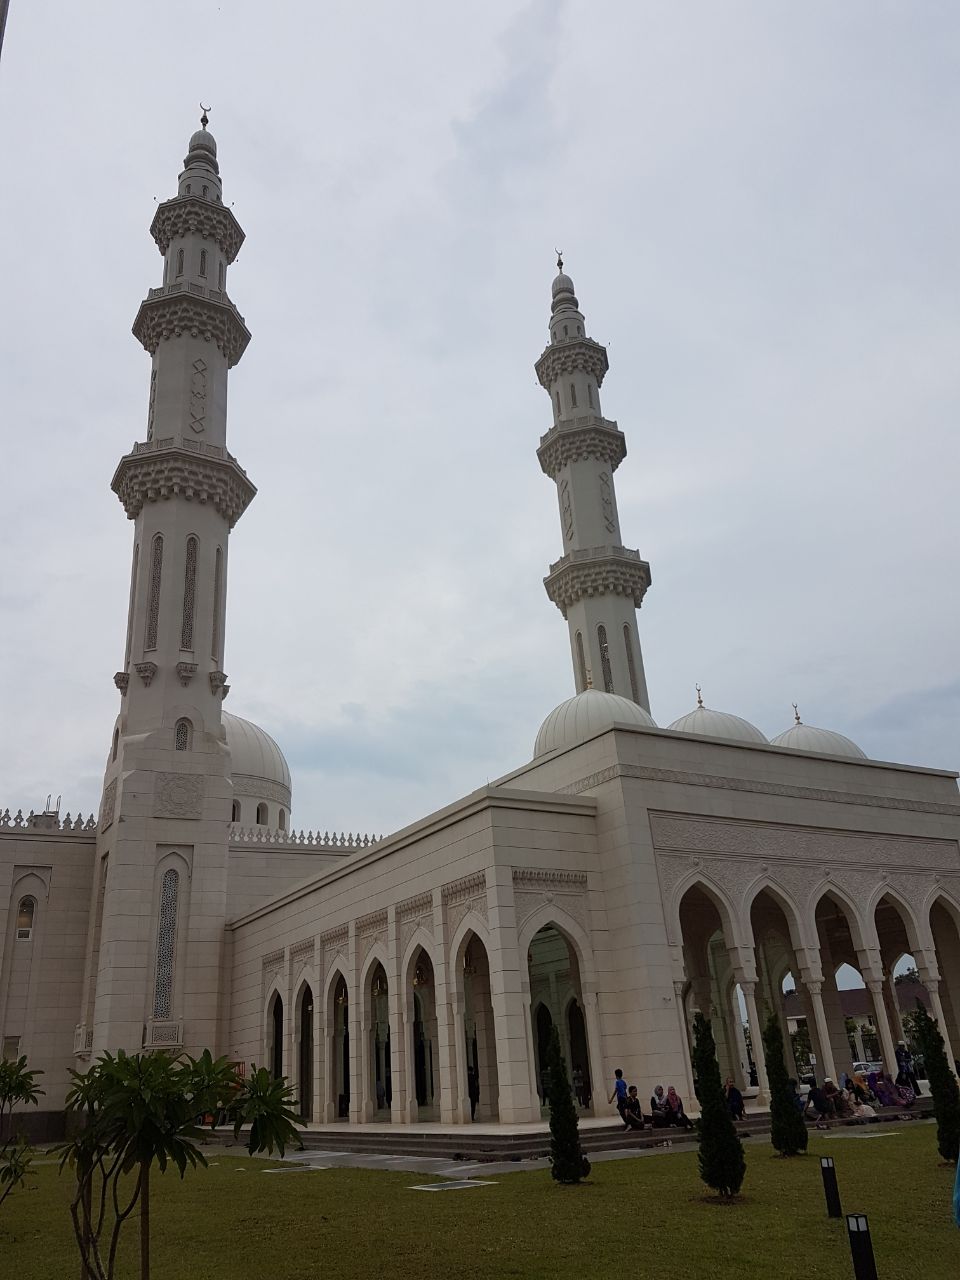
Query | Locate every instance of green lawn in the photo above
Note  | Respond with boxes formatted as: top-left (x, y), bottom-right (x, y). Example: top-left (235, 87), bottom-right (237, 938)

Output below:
top-left (1, 1126), bottom-right (956, 1279)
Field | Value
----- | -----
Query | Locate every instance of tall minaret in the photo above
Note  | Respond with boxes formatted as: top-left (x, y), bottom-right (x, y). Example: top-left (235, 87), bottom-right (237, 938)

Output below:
top-left (535, 259), bottom-right (652, 709)
top-left (76, 114), bottom-right (254, 1060)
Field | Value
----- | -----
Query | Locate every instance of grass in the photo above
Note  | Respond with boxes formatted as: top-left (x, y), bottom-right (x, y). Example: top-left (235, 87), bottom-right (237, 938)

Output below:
top-left (1, 1126), bottom-right (956, 1279)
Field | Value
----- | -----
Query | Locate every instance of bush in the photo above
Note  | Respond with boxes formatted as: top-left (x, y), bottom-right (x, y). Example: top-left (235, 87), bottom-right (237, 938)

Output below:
top-left (692, 1012), bottom-right (746, 1197)
top-left (762, 1014), bottom-right (808, 1156)
top-left (0, 1055), bottom-right (43, 1212)
top-left (545, 1026), bottom-right (590, 1184)
top-left (910, 1002), bottom-right (959, 1163)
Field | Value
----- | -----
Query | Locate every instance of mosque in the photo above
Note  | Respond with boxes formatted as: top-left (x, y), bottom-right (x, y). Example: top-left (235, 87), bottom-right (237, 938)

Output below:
top-left (3, 119), bottom-right (960, 1137)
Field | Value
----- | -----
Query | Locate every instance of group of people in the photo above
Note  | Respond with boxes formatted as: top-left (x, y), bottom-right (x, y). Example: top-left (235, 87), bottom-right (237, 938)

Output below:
top-left (608, 1070), bottom-right (694, 1132)
top-left (805, 1066), bottom-right (916, 1124)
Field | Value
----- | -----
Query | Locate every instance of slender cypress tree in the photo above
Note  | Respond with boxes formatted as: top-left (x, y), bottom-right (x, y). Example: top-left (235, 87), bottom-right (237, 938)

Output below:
top-left (911, 1002), bottom-right (960, 1163)
top-left (545, 1025), bottom-right (590, 1184)
top-left (692, 1012), bottom-right (746, 1197)
top-left (762, 1013), bottom-right (808, 1155)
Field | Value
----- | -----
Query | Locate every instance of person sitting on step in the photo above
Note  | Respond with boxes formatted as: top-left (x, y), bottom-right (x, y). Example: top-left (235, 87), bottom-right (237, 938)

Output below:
top-left (623, 1085), bottom-right (645, 1131)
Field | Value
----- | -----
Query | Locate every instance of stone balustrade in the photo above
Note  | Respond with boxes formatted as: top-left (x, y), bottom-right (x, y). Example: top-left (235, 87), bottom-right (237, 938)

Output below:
top-left (228, 823), bottom-right (381, 850)
top-left (0, 807), bottom-right (97, 832)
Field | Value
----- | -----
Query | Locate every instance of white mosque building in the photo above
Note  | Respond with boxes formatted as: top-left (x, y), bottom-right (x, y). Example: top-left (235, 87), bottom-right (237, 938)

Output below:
top-left (3, 120), bottom-right (960, 1137)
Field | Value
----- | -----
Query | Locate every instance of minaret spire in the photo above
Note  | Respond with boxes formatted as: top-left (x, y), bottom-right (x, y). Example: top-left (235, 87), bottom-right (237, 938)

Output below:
top-left (78, 119), bottom-right (255, 1063)
top-left (535, 260), bottom-right (652, 709)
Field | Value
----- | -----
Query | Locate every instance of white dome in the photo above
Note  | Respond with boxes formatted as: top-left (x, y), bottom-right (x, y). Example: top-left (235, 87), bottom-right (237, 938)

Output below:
top-left (667, 705), bottom-right (767, 745)
top-left (534, 689), bottom-right (657, 759)
top-left (770, 722), bottom-right (866, 760)
top-left (223, 711), bottom-right (292, 802)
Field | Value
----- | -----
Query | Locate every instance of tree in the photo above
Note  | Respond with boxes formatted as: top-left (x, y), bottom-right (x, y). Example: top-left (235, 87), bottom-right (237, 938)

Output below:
top-left (789, 1020), bottom-right (812, 1074)
top-left (762, 1014), bottom-right (808, 1156)
top-left (692, 1012), bottom-right (746, 1198)
top-left (0, 1055), bottom-right (44, 1212)
top-left (58, 1050), bottom-right (303, 1280)
top-left (909, 1002), bottom-right (959, 1164)
top-left (544, 1025), bottom-right (590, 1184)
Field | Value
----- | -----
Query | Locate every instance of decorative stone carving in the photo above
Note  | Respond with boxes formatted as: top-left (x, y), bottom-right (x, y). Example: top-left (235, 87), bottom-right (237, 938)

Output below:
top-left (154, 773), bottom-right (204, 818)
top-left (262, 948), bottom-right (284, 990)
top-left (100, 779), bottom-right (117, 830)
top-left (357, 910), bottom-right (388, 966)
top-left (176, 661), bottom-right (198, 687)
top-left (319, 926), bottom-right (348, 979)
top-left (189, 358), bottom-right (207, 433)
top-left (442, 872), bottom-right (487, 936)
top-left (209, 670), bottom-right (228, 695)
top-left (133, 289), bottom-right (251, 368)
top-left (135, 661), bottom-right (158, 686)
top-left (537, 419), bottom-right (626, 478)
top-left (398, 892), bottom-right (434, 957)
top-left (544, 546), bottom-right (651, 617)
top-left (289, 938), bottom-right (315, 973)
top-left (113, 671), bottom-right (129, 693)
top-left (232, 774), bottom-right (292, 806)
top-left (112, 444), bottom-right (256, 530)
top-left (150, 195), bottom-right (245, 263)
top-left (143, 1019), bottom-right (183, 1049)
top-left (535, 336), bottom-right (609, 389)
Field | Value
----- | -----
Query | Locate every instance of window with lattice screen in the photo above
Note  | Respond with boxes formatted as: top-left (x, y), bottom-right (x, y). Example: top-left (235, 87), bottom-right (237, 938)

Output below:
top-left (597, 625), bottom-right (613, 693)
top-left (153, 869), bottom-right (179, 1020)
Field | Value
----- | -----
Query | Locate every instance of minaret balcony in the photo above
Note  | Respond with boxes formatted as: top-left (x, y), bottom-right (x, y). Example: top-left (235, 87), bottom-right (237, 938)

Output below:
top-left (544, 545), bottom-right (651, 618)
top-left (112, 438), bottom-right (257, 528)
top-left (151, 194), bottom-right (245, 263)
top-left (538, 415), bottom-right (626, 477)
top-left (535, 336), bottom-right (609, 389)
top-left (133, 287), bottom-right (251, 368)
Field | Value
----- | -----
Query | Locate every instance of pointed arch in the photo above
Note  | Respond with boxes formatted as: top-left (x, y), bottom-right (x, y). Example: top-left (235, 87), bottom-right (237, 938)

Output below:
top-left (743, 875), bottom-right (809, 954)
top-left (517, 903), bottom-right (598, 989)
top-left (669, 869), bottom-right (744, 951)
top-left (867, 884), bottom-right (925, 954)
top-left (358, 942), bottom-right (390, 995)
top-left (807, 882), bottom-right (869, 957)
top-left (400, 928), bottom-right (439, 998)
top-left (449, 911), bottom-right (493, 975)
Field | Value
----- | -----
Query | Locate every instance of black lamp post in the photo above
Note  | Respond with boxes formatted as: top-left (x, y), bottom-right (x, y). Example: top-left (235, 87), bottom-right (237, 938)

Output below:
top-left (820, 1155), bottom-right (842, 1218)
top-left (846, 1213), bottom-right (879, 1280)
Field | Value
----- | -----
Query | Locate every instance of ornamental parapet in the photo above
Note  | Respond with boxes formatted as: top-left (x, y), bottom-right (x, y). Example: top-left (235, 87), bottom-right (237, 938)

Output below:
top-left (537, 416), bottom-right (626, 477)
top-left (229, 823), bottom-right (382, 850)
top-left (544, 545), bottom-right (651, 617)
top-left (535, 336), bottom-right (609, 389)
top-left (150, 195), bottom-right (245, 263)
top-left (133, 287), bottom-right (251, 368)
top-left (112, 439), bottom-right (257, 528)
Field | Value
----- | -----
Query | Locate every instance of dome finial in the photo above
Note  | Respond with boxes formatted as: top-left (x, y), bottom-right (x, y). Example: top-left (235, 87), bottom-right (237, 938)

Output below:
top-left (793, 702), bottom-right (802, 725)
top-left (555, 248), bottom-right (563, 273)
top-left (696, 683), bottom-right (703, 709)
top-left (200, 101), bottom-right (211, 130)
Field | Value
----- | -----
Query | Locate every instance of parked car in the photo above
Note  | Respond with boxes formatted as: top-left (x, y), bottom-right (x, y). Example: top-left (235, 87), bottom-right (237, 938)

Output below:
top-left (853, 1061), bottom-right (883, 1076)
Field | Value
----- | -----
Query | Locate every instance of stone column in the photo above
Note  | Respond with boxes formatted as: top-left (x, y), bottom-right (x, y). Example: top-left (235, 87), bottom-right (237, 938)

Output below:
top-left (485, 866), bottom-right (539, 1123)
top-left (866, 978), bottom-right (897, 1074)
top-left (430, 890), bottom-right (461, 1124)
top-left (804, 981), bottom-right (837, 1083)
top-left (740, 982), bottom-right (768, 1104)
top-left (883, 972), bottom-right (905, 1044)
top-left (450, 992), bottom-right (470, 1123)
top-left (926, 981), bottom-right (958, 1075)
top-left (674, 981), bottom-right (698, 1105)
top-left (400, 1007), bottom-right (416, 1123)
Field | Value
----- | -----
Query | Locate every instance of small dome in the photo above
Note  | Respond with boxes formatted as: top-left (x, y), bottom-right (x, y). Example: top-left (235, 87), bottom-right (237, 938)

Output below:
top-left (188, 126), bottom-right (217, 157)
top-left (770, 721), bottom-right (866, 760)
top-left (552, 271), bottom-right (575, 297)
top-left (534, 689), bottom-right (657, 758)
top-left (224, 711), bottom-right (292, 805)
top-left (667, 705), bottom-right (767, 745)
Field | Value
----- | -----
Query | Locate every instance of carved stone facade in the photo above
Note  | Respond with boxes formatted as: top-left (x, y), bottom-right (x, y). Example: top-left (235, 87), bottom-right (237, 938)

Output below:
top-left (544, 545), bottom-right (651, 617)
top-left (150, 195), bottom-right (245, 263)
top-left (535, 336), bottom-right (609, 388)
top-left (154, 773), bottom-right (205, 819)
top-left (132, 287), bottom-right (251, 368)
top-left (112, 441), bottom-right (256, 529)
top-left (537, 418), bottom-right (626, 478)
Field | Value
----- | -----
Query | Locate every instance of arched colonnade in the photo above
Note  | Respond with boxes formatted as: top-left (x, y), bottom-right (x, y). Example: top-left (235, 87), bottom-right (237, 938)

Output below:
top-left (672, 870), bottom-right (960, 1101)
top-left (262, 906), bottom-right (604, 1126)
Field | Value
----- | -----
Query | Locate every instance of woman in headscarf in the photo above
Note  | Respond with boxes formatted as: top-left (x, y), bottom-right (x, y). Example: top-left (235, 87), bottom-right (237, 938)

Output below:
top-left (664, 1085), bottom-right (694, 1129)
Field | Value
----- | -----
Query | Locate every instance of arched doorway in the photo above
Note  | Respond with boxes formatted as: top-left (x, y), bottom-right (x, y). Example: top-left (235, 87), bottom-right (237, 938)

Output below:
top-left (460, 933), bottom-right (499, 1122)
top-left (813, 891), bottom-right (879, 1075)
top-left (369, 962), bottom-right (391, 1113)
top-left (410, 949), bottom-right (438, 1119)
top-left (331, 975), bottom-right (350, 1119)
top-left (526, 923), bottom-right (593, 1111)
top-left (749, 889), bottom-right (806, 1085)
top-left (297, 984), bottom-right (313, 1121)
top-left (269, 993), bottom-right (283, 1080)
top-left (677, 884), bottom-right (740, 1085)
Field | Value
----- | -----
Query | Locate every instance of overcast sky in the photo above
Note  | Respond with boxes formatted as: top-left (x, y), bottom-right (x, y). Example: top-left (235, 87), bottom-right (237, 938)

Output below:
top-left (1, 2), bottom-right (958, 838)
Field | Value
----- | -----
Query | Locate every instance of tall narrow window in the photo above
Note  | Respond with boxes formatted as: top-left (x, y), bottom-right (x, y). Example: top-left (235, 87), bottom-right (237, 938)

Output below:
top-left (271, 995), bottom-right (284, 1078)
top-left (16, 897), bottom-right (35, 941)
top-left (218, 261), bottom-right (224, 290)
top-left (570, 382), bottom-right (577, 408)
top-left (202, 184), bottom-right (208, 198)
top-left (278, 809), bottom-right (286, 831)
top-left (563, 324), bottom-right (569, 337)
top-left (624, 625), bottom-right (641, 703)
top-left (231, 801), bottom-right (241, 823)
top-left (588, 383), bottom-right (595, 408)
top-left (176, 248), bottom-right (184, 277)
top-left (175, 719), bottom-right (191, 751)
top-left (124, 543), bottom-right (139, 666)
top-left (555, 391), bottom-right (561, 418)
top-left (153, 869), bottom-right (179, 1019)
top-left (112, 728), bottom-right (119, 762)
top-left (211, 547), bottom-right (223, 661)
top-left (597, 624), bottom-right (613, 693)
top-left (256, 803), bottom-right (268, 826)
top-left (575, 632), bottom-right (588, 692)
top-left (144, 534), bottom-right (163, 651)
top-left (180, 536), bottom-right (198, 649)
top-left (199, 249), bottom-right (207, 277)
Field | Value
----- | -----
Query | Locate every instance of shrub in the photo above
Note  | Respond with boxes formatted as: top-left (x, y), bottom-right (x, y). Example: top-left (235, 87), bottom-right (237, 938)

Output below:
top-left (545, 1025), bottom-right (590, 1184)
top-left (910, 1002), bottom-right (959, 1163)
top-left (762, 1014), bottom-right (808, 1156)
top-left (692, 1012), bottom-right (746, 1197)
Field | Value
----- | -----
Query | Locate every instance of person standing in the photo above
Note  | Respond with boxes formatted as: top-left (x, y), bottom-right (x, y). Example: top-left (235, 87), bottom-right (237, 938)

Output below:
top-left (895, 1041), bottom-right (921, 1096)
top-left (608, 1068), bottom-right (629, 1126)
top-left (724, 1075), bottom-right (745, 1120)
